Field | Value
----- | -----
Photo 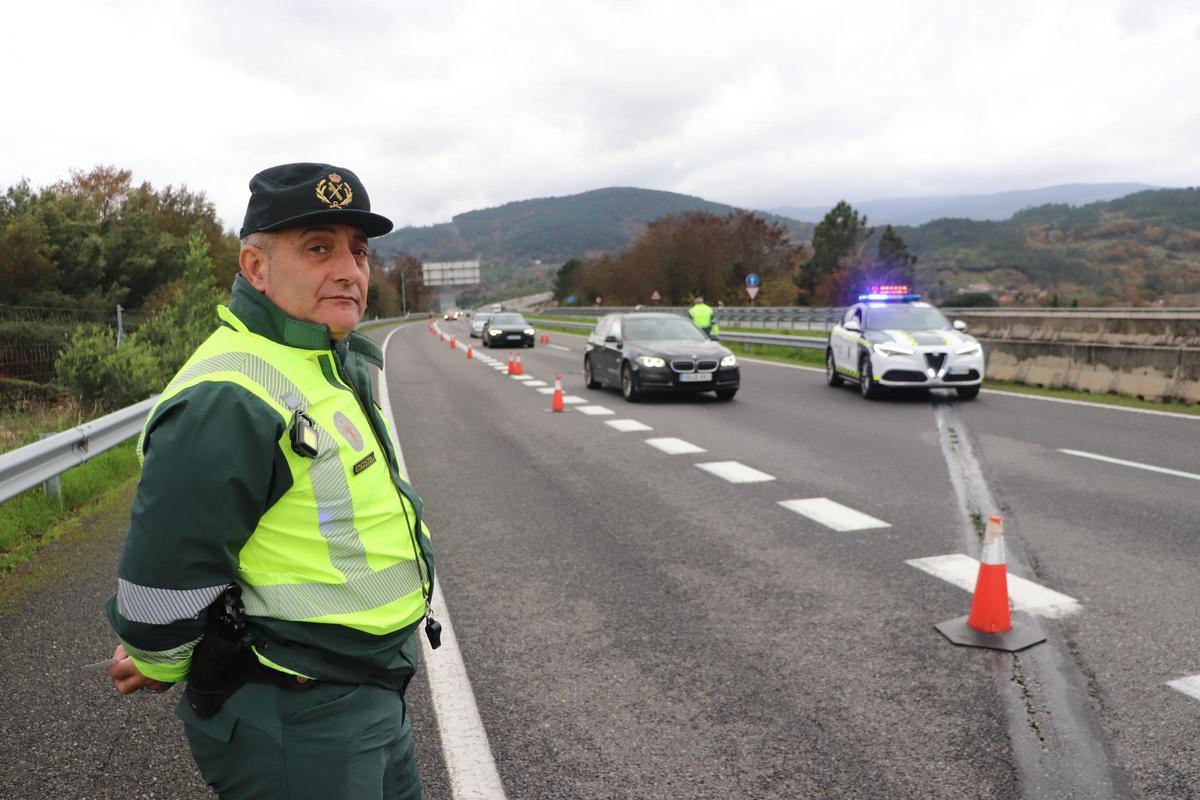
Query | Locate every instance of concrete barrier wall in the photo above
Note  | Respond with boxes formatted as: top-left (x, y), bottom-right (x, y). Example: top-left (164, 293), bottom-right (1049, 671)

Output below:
top-left (955, 311), bottom-right (1200, 403)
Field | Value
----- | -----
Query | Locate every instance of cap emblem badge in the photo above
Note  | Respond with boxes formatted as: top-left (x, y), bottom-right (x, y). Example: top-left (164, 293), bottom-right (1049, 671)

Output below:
top-left (316, 175), bottom-right (353, 209)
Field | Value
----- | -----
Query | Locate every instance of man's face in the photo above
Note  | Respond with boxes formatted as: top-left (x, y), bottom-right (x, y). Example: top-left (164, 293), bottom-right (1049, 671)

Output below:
top-left (240, 224), bottom-right (370, 341)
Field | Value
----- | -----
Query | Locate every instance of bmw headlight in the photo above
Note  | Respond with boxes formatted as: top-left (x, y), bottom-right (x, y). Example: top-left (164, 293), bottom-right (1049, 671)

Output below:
top-left (488, 329), bottom-right (502, 336)
top-left (720, 354), bottom-right (737, 367)
top-left (524, 328), bottom-right (535, 336)
top-left (637, 356), bottom-right (667, 368)
top-left (874, 342), bottom-right (914, 357)
top-left (955, 342), bottom-right (982, 356)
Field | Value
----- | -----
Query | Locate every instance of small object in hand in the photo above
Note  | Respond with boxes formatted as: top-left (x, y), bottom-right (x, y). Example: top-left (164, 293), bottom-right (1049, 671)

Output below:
top-left (80, 658), bottom-right (121, 672)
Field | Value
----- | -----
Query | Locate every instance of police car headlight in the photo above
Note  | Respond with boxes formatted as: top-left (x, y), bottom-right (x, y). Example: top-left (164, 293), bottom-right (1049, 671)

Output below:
top-left (488, 329), bottom-right (502, 336)
top-left (874, 342), bottom-right (914, 356)
top-left (720, 354), bottom-right (737, 367)
top-left (524, 328), bottom-right (535, 336)
top-left (955, 343), bottom-right (982, 356)
top-left (637, 356), bottom-right (667, 368)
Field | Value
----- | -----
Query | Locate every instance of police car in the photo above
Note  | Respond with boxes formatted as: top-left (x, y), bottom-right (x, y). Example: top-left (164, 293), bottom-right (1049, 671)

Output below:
top-left (826, 286), bottom-right (984, 400)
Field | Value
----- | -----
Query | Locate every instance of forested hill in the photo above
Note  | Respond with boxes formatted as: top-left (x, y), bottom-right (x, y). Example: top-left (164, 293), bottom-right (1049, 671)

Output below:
top-left (897, 187), bottom-right (1200, 305)
top-left (373, 187), bottom-right (813, 264)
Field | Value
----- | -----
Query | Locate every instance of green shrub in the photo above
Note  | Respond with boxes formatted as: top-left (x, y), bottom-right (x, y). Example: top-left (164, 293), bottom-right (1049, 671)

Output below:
top-left (55, 325), bottom-right (162, 410)
top-left (0, 377), bottom-right (68, 406)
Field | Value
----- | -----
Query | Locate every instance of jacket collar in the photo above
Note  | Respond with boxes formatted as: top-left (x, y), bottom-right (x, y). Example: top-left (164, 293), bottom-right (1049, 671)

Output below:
top-left (227, 275), bottom-right (383, 367)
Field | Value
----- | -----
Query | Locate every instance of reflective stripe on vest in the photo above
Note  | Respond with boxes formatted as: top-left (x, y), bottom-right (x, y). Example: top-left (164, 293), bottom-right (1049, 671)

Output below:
top-left (141, 314), bottom-right (428, 634)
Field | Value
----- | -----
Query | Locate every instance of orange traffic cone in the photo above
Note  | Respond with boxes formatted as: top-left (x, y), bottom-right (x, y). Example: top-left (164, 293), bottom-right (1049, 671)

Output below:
top-left (449, 335), bottom-right (456, 349)
top-left (439, 332), bottom-right (445, 342)
top-left (935, 516), bottom-right (1045, 652)
top-left (507, 353), bottom-right (515, 375)
top-left (514, 354), bottom-right (524, 375)
top-left (551, 374), bottom-right (565, 412)
top-left (466, 345), bottom-right (473, 360)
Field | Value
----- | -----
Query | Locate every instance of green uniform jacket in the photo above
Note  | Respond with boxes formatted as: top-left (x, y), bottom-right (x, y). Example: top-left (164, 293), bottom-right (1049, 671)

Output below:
top-left (106, 276), bottom-right (434, 690)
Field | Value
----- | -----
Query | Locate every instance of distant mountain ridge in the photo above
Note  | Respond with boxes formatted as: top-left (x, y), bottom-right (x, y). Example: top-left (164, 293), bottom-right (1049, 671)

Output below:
top-left (374, 187), bottom-right (811, 265)
top-left (768, 183), bottom-right (1161, 226)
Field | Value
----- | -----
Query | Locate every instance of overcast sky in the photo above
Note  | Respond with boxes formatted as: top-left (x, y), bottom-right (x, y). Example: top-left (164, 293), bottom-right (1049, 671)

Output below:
top-left (5, 0), bottom-right (1200, 231)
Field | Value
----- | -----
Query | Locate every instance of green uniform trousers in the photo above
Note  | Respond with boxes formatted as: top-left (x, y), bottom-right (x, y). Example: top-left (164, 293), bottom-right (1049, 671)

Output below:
top-left (177, 680), bottom-right (424, 800)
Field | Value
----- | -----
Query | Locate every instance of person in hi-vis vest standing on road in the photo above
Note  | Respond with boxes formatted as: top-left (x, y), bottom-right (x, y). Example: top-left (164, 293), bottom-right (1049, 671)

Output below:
top-left (689, 294), bottom-right (714, 337)
top-left (105, 163), bottom-right (436, 800)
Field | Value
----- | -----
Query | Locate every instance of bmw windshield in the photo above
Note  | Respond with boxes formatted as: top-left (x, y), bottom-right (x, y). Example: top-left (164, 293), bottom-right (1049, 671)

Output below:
top-left (864, 304), bottom-right (951, 332)
top-left (625, 318), bottom-right (708, 342)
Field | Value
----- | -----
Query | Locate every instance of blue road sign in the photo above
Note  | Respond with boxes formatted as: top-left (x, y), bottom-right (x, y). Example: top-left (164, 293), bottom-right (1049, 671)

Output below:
top-left (746, 273), bottom-right (761, 288)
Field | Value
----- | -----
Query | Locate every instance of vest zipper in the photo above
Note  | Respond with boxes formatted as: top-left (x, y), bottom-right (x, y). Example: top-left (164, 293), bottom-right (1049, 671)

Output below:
top-left (330, 350), bottom-right (436, 629)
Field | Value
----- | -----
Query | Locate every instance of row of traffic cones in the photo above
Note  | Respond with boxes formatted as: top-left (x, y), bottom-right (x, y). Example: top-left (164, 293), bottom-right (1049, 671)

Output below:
top-left (430, 322), bottom-right (566, 414)
top-left (538, 333), bottom-right (551, 344)
top-left (935, 515), bottom-right (1045, 652)
top-left (506, 353), bottom-right (524, 375)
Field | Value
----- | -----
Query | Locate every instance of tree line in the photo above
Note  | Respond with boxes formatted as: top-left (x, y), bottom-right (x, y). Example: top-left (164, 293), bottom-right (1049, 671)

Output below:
top-left (553, 202), bottom-right (917, 307)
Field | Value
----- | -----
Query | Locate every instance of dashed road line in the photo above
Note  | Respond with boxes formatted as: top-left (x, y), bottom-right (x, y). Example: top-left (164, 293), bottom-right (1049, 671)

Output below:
top-left (644, 437), bottom-right (706, 455)
top-left (548, 344), bottom-right (571, 352)
top-left (1059, 448), bottom-right (1200, 481)
top-left (695, 461), bottom-right (775, 483)
top-left (562, 395), bottom-right (587, 404)
top-left (606, 419), bottom-right (652, 432)
top-left (511, 375), bottom-right (534, 381)
top-left (1167, 675), bottom-right (1200, 701)
top-left (536, 387), bottom-right (557, 394)
top-left (524, 380), bottom-right (548, 387)
top-left (905, 554), bottom-right (1082, 618)
top-left (778, 498), bottom-right (890, 531)
top-left (575, 405), bottom-right (614, 416)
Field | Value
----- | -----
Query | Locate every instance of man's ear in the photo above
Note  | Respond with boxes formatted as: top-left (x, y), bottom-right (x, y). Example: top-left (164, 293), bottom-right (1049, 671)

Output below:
top-left (239, 243), bottom-right (269, 291)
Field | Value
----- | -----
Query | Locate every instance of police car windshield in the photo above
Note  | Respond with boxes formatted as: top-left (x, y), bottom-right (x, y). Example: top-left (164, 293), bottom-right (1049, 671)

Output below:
top-left (491, 314), bottom-right (526, 326)
top-left (625, 318), bottom-right (708, 341)
top-left (865, 304), bottom-right (950, 331)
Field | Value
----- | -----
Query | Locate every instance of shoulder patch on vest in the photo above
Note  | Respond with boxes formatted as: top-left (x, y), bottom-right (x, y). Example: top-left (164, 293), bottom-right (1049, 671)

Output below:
top-left (352, 452), bottom-right (377, 475)
top-left (333, 411), bottom-right (364, 451)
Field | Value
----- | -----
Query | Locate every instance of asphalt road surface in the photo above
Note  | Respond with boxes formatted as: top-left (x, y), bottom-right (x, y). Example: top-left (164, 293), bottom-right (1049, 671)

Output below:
top-left (2, 316), bottom-right (1197, 799)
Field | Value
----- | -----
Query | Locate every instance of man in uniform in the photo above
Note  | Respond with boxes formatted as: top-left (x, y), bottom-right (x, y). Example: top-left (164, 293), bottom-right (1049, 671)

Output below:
top-left (105, 163), bottom-right (436, 800)
top-left (688, 294), bottom-right (714, 337)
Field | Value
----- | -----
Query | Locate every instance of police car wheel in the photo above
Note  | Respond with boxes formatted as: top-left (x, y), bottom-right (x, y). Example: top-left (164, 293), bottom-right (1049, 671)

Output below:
top-left (825, 350), bottom-right (842, 387)
top-left (621, 363), bottom-right (641, 402)
top-left (584, 356), bottom-right (601, 389)
top-left (956, 385), bottom-right (981, 400)
top-left (859, 356), bottom-right (882, 400)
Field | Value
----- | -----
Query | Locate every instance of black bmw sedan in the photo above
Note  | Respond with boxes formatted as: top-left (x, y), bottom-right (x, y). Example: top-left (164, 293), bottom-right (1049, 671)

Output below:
top-left (482, 312), bottom-right (535, 348)
top-left (584, 312), bottom-right (740, 402)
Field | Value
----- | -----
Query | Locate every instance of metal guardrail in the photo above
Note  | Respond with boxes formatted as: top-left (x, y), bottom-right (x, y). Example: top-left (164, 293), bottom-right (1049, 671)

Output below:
top-left (530, 316), bottom-right (826, 350)
top-left (0, 396), bottom-right (156, 504)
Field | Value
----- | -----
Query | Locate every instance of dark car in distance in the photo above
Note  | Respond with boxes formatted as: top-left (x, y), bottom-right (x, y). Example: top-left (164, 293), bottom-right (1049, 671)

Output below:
top-left (482, 312), bottom-right (535, 348)
top-left (584, 312), bottom-right (740, 402)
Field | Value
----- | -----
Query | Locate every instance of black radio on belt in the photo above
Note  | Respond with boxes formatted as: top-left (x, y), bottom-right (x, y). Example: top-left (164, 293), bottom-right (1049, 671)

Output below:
top-left (289, 410), bottom-right (319, 458)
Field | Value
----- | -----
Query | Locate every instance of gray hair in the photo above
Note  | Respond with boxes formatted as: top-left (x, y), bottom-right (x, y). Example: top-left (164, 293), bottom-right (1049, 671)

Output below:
top-left (239, 231), bottom-right (275, 255)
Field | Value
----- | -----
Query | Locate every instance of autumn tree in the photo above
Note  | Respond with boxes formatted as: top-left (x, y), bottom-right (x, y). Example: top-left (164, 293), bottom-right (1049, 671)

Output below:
top-left (796, 201), bottom-right (871, 305)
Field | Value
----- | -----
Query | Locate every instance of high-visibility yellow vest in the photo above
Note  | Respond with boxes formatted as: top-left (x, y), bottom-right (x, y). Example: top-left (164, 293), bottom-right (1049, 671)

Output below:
top-left (689, 303), bottom-right (714, 328)
top-left (139, 305), bottom-right (429, 638)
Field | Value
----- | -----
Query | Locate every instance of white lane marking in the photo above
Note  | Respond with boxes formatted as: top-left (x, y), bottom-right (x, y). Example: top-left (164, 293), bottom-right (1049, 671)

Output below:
top-left (575, 405), bottom-right (615, 416)
top-left (562, 395), bottom-right (587, 404)
top-left (695, 461), bottom-right (775, 483)
top-left (1059, 448), bottom-right (1200, 482)
top-left (524, 380), bottom-right (548, 388)
top-left (1168, 675), bottom-right (1200, 701)
top-left (549, 344), bottom-right (571, 352)
top-left (536, 387), bottom-right (557, 395)
top-left (905, 554), bottom-right (1082, 618)
top-left (511, 375), bottom-right (534, 381)
top-left (606, 419), bottom-right (653, 432)
top-left (380, 326), bottom-right (507, 800)
top-left (644, 437), bottom-right (706, 455)
top-left (985, 389), bottom-right (1200, 421)
top-left (778, 498), bottom-right (890, 531)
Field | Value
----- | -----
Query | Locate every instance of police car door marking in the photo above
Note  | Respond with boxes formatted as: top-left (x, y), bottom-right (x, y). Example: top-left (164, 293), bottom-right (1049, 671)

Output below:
top-left (778, 498), bottom-right (890, 532)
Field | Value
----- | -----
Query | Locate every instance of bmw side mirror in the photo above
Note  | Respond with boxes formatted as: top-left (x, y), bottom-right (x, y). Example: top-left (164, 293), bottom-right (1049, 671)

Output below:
top-left (953, 320), bottom-right (967, 332)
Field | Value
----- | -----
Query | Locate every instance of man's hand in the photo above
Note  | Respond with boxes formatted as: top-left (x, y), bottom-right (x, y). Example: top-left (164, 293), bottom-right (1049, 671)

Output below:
top-left (106, 644), bottom-right (172, 695)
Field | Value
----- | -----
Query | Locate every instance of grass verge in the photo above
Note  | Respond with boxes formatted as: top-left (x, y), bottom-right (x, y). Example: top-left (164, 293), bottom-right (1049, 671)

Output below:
top-left (0, 438), bottom-right (140, 573)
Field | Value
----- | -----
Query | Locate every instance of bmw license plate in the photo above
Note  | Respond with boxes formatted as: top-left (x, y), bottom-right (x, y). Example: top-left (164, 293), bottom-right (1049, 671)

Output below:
top-left (679, 373), bottom-right (713, 383)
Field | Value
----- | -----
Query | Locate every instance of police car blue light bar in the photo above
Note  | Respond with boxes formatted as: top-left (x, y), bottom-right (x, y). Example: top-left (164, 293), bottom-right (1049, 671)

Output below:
top-left (859, 284), bottom-right (921, 302)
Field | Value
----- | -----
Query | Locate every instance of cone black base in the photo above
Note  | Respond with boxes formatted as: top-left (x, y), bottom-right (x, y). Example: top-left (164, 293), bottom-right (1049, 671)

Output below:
top-left (935, 613), bottom-right (1046, 653)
